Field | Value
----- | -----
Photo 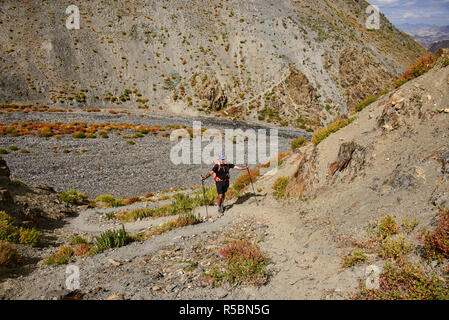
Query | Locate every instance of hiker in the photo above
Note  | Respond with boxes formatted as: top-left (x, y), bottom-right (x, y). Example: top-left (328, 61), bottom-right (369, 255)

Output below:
top-left (201, 154), bottom-right (248, 214)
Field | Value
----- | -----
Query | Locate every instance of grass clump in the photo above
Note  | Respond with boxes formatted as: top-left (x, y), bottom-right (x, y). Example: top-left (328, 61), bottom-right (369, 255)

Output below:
top-left (0, 148), bottom-right (8, 154)
top-left (218, 239), bottom-right (268, 286)
top-left (273, 176), bottom-right (289, 199)
top-left (422, 208), bottom-right (449, 262)
top-left (93, 225), bottom-right (133, 254)
top-left (69, 235), bottom-right (87, 245)
top-left (342, 249), bottom-right (368, 267)
top-left (104, 212), bottom-right (116, 220)
top-left (122, 196), bottom-right (140, 206)
top-left (0, 241), bottom-right (21, 267)
top-left (7, 145), bottom-right (18, 151)
top-left (311, 117), bottom-right (355, 146)
top-left (290, 136), bottom-right (307, 151)
top-left (59, 189), bottom-right (87, 205)
top-left (44, 246), bottom-right (74, 265)
top-left (354, 95), bottom-right (378, 113)
top-left (95, 194), bottom-right (123, 207)
top-left (117, 190), bottom-right (216, 222)
top-left (146, 213), bottom-right (202, 238)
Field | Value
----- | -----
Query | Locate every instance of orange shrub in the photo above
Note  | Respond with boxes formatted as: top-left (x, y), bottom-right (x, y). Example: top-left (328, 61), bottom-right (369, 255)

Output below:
top-left (394, 53), bottom-right (437, 87)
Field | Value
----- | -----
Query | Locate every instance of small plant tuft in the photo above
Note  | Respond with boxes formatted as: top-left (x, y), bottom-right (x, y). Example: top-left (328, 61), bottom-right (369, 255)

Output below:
top-left (273, 176), bottom-right (289, 199)
top-left (0, 241), bottom-right (21, 267)
top-left (59, 190), bottom-right (87, 205)
top-left (44, 246), bottom-right (74, 265)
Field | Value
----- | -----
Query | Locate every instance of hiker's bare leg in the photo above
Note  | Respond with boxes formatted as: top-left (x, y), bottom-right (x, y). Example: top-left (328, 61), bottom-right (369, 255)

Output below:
top-left (217, 194), bottom-right (223, 207)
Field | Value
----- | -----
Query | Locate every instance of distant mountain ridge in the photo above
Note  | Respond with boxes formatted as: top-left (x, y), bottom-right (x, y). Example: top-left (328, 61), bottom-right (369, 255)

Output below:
top-left (398, 23), bottom-right (449, 49)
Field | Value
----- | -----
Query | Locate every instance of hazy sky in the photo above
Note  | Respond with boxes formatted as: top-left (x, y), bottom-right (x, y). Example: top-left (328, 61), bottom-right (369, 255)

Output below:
top-left (368, 0), bottom-right (449, 26)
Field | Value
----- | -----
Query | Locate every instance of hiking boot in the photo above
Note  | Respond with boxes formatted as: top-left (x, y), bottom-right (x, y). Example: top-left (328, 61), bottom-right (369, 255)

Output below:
top-left (220, 204), bottom-right (225, 213)
top-left (218, 206), bottom-right (223, 215)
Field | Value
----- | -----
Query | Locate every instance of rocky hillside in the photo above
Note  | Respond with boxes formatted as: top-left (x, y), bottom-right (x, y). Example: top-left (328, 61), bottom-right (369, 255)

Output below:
top-left (0, 0), bottom-right (425, 128)
top-left (0, 56), bottom-right (447, 301)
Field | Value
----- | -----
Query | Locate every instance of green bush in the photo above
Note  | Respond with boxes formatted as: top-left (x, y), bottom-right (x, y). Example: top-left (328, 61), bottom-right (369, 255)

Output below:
top-left (18, 227), bottom-right (40, 247)
top-left (7, 146), bottom-right (18, 151)
top-left (379, 234), bottom-right (413, 261)
top-left (72, 132), bottom-right (86, 139)
top-left (59, 190), bottom-right (87, 205)
top-left (0, 211), bottom-right (15, 225)
top-left (290, 137), bottom-right (306, 151)
top-left (372, 215), bottom-right (400, 239)
top-left (342, 249), bottom-right (368, 268)
top-left (0, 148), bottom-right (8, 154)
top-left (0, 211), bottom-right (40, 246)
top-left (95, 194), bottom-right (114, 203)
top-left (401, 218), bottom-right (419, 234)
top-left (0, 219), bottom-right (20, 243)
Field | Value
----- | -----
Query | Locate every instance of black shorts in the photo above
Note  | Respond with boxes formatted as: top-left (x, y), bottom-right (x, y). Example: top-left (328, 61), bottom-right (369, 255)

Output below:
top-left (215, 180), bottom-right (230, 195)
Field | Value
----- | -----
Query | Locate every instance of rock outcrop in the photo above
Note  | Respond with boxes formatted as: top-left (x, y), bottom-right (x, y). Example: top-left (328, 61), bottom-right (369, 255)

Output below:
top-left (194, 74), bottom-right (228, 111)
top-left (0, 157), bottom-right (75, 223)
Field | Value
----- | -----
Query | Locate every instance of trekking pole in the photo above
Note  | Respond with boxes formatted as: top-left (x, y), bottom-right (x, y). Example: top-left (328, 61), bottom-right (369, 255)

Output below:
top-left (201, 178), bottom-right (209, 219)
top-left (246, 165), bottom-right (259, 206)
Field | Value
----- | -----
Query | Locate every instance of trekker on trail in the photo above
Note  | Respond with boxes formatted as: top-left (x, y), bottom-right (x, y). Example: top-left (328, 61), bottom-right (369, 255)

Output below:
top-left (201, 154), bottom-right (247, 215)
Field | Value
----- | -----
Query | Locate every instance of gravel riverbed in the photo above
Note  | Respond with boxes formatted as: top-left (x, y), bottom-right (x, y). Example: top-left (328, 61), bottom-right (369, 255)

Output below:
top-left (0, 111), bottom-right (308, 198)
